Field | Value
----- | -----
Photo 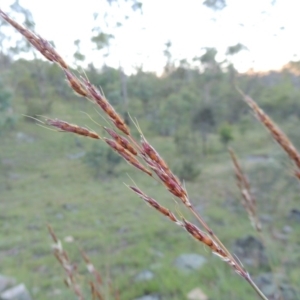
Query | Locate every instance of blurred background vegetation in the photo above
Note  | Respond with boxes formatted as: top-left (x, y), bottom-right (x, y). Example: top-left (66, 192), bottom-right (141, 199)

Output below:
top-left (1, 0), bottom-right (300, 299)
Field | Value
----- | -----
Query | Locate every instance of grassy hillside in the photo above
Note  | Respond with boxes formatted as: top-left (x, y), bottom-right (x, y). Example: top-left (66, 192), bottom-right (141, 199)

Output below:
top-left (1, 95), bottom-right (300, 299)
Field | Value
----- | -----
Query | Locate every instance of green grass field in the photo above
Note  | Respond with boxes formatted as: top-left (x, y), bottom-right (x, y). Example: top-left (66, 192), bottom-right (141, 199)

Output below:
top-left (1, 97), bottom-right (300, 299)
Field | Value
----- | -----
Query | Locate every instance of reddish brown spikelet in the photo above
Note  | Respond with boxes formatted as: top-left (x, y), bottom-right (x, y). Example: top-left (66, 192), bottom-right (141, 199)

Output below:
top-left (130, 186), bottom-right (177, 222)
top-left (0, 10), bottom-right (68, 69)
top-left (46, 118), bottom-right (100, 139)
top-left (122, 151), bottom-right (150, 174)
top-left (43, 39), bottom-right (68, 69)
top-left (244, 94), bottom-right (300, 171)
top-left (104, 138), bottom-right (126, 152)
top-left (83, 80), bottom-right (130, 135)
top-left (154, 167), bottom-right (189, 204)
top-left (65, 70), bottom-right (89, 97)
top-left (112, 118), bottom-right (130, 136)
top-left (104, 138), bottom-right (152, 176)
top-left (141, 137), bottom-right (183, 188)
top-left (141, 150), bottom-right (182, 193)
top-left (141, 138), bottom-right (169, 171)
top-left (104, 127), bottom-right (137, 155)
top-left (182, 219), bottom-right (227, 258)
top-left (38, 37), bottom-right (68, 69)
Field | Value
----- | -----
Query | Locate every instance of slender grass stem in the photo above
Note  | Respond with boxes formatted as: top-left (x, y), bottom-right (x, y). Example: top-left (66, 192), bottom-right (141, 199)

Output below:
top-left (246, 276), bottom-right (269, 300)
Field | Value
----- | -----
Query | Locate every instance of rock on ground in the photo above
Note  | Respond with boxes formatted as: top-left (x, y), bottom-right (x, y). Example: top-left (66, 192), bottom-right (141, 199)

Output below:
top-left (134, 294), bottom-right (160, 300)
top-left (187, 288), bottom-right (208, 300)
top-left (233, 235), bottom-right (268, 267)
top-left (255, 273), bottom-right (298, 300)
top-left (174, 253), bottom-right (207, 272)
top-left (134, 270), bottom-right (154, 282)
top-left (0, 276), bottom-right (15, 294)
top-left (0, 283), bottom-right (32, 300)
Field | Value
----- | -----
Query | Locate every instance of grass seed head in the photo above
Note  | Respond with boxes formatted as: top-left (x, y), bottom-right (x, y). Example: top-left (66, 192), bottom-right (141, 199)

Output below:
top-left (229, 148), bottom-right (261, 232)
top-left (182, 219), bottom-right (227, 257)
top-left (46, 118), bottom-right (100, 139)
top-left (104, 127), bottom-right (137, 155)
top-left (141, 138), bottom-right (169, 171)
top-left (130, 186), bottom-right (177, 222)
top-left (104, 139), bottom-right (152, 176)
top-left (0, 10), bottom-right (68, 69)
top-left (154, 167), bottom-right (187, 199)
top-left (64, 70), bottom-right (89, 97)
top-left (83, 80), bottom-right (130, 135)
top-left (244, 94), bottom-right (300, 171)
top-left (141, 137), bottom-right (183, 189)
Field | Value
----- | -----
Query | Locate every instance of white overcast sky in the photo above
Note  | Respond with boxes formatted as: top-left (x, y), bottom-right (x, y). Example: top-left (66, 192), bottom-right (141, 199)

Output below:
top-left (1, 0), bottom-right (300, 74)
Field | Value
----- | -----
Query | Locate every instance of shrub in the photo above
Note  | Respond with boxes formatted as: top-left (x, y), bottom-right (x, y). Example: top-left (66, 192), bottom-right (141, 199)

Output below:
top-left (83, 143), bottom-right (122, 178)
top-left (173, 158), bottom-right (201, 181)
top-left (0, 80), bottom-right (15, 133)
top-left (25, 99), bottom-right (53, 121)
top-left (218, 122), bottom-right (234, 147)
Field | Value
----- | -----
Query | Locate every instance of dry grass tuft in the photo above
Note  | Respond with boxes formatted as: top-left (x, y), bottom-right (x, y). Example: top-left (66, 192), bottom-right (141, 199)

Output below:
top-left (80, 249), bottom-right (119, 300)
top-left (48, 225), bottom-right (119, 300)
top-left (47, 225), bottom-right (84, 300)
top-left (229, 148), bottom-right (261, 232)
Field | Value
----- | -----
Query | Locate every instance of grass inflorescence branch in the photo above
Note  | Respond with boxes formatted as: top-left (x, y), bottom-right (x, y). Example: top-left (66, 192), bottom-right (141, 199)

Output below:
top-left (229, 148), bottom-right (261, 232)
top-left (236, 86), bottom-right (300, 180)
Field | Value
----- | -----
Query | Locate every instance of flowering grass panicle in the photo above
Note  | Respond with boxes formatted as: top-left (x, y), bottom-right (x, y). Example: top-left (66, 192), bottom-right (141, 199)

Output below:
top-left (0, 9), bottom-right (282, 300)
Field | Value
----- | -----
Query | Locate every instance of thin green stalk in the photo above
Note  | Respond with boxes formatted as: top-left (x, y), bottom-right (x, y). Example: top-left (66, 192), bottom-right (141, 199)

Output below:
top-left (246, 276), bottom-right (269, 300)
